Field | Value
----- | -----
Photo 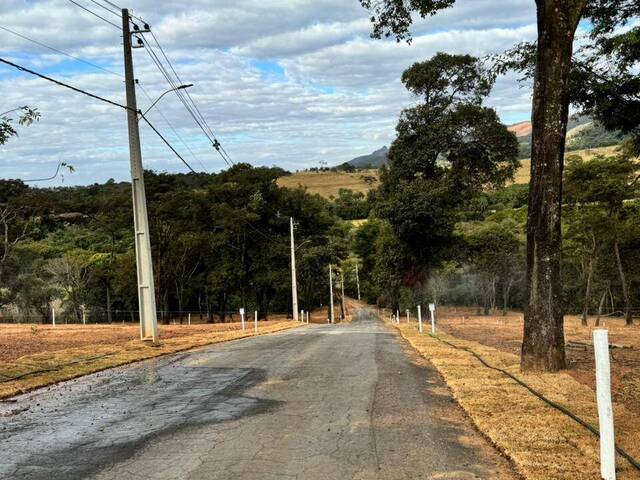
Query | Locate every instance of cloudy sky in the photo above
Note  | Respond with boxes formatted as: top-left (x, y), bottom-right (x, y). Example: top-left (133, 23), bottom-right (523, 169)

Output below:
top-left (0, 0), bottom-right (539, 185)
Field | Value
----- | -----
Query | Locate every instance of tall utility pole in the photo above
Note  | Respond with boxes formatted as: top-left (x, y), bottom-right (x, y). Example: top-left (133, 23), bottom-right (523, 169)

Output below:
top-left (355, 264), bottom-right (361, 301)
top-left (122, 9), bottom-right (158, 343)
top-left (340, 271), bottom-right (346, 320)
top-left (290, 217), bottom-right (299, 322)
top-left (329, 264), bottom-right (335, 324)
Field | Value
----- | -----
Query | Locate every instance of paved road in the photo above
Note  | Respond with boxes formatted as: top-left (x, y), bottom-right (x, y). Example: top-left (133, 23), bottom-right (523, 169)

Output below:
top-left (0, 309), bottom-right (515, 480)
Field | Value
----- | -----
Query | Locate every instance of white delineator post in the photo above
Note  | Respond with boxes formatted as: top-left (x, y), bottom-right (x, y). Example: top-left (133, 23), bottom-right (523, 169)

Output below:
top-left (254, 311), bottom-right (258, 334)
top-left (594, 329), bottom-right (616, 480)
top-left (396, 310), bottom-right (400, 324)
top-left (406, 309), bottom-right (410, 323)
top-left (418, 305), bottom-right (423, 333)
top-left (429, 303), bottom-right (436, 333)
top-left (306, 311), bottom-right (309, 324)
top-left (52, 307), bottom-right (56, 327)
top-left (240, 308), bottom-right (246, 331)
top-left (188, 313), bottom-right (191, 326)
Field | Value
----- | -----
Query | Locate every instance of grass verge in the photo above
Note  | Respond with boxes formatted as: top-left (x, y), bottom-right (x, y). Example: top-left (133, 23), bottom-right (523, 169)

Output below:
top-left (386, 317), bottom-right (640, 480)
top-left (0, 321), bottom-right (301, 400)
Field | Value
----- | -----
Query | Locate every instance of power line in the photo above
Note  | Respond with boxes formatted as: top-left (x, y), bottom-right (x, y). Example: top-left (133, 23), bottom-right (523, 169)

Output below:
top-left (0, 57), bottom-right (128, 110)
top-left (138, 84), bottom-right (208, 172)
top-left (0, 56), bottom-right (199, 174)
top-left (139, 39), bottom-right (232, 168)
top-left (23, 160), bottom-right (70, 183)
top-left (0, 24), bottom-right (123, 77)
top-left (65, 0), bottom-right (121, 29)
top-left (150, 29), bottom-right (235, 166)
top-left (87, 0), bottom-right (121, 18)
top-left (138, 30), bottom-right (235, 167)
top-left (139, 113), bottom-right (196, 173)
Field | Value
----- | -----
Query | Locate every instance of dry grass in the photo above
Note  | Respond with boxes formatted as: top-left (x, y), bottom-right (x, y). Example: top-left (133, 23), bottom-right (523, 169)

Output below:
top-left (0, 319), bottom-right (302, 399)
top-left (277, 170), bottom-right (379, 198)
top-left (514, 145), bottom-right (622, 184)
top-left (382, 310), bottom-right (640, 480)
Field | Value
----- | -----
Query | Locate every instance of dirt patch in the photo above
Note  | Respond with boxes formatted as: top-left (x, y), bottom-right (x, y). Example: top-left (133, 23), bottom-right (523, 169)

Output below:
top-left (384, 313), bottom-right (640, 480)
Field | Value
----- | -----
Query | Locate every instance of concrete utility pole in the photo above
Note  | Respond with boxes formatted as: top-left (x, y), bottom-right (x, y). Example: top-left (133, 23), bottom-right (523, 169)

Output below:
top-left (340, 271), bottom-right (346, 320)
top-left (290, 217), bottom-right (299, 322)
top-left (122, 9), bottom-right (158, 344)
top-left (355, 264), bottom-right (361, 301)
top-left (329, 264), bottom-right (335, 324)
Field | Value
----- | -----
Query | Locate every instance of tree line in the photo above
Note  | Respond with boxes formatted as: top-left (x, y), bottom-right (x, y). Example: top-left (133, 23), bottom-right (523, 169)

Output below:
top-left (0, 166), bottom-right (355, 324)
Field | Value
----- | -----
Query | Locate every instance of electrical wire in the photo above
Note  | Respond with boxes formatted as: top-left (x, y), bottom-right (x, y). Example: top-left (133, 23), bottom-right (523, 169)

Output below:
top-left (0, 57), bottom-right (199, 174)
top-left (149, 30), bottom-right (228, 157)
top-left (138, 30), bottom-right (234, 167)
top-left (139, 113), bottom-right (197, 173)
top-left (23, 160), bottom-right (69, 183)
top-left (0, 24), bottom-right (123, 78)
top-left (139, 40), bottom-right (226, 162)
top-left (138, 84), bottom-right (208, 172)
top-left (65, 0), bottom-right (121, 29)
top-left (87, 0), bottom-right (121, 19)
top-left (0, 57), bottom-right (128, 110)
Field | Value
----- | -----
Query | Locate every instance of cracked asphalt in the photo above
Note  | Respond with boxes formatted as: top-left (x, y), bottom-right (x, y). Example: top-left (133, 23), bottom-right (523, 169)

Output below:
top-left (0, 309), bottom-right (516, 480)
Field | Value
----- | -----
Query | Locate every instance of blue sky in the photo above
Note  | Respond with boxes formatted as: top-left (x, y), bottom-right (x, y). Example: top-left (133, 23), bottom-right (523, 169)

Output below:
top-left (0, 0), bottom-right (538, 185)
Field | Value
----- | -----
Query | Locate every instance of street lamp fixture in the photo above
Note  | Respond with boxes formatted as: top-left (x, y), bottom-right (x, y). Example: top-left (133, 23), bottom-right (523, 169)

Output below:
top-left (141, 84), bottom-right (193, 116)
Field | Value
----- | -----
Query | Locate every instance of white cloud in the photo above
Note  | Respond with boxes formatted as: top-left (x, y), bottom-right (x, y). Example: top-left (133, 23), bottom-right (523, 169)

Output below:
top-left (0, 0), bottom-right (537, 185)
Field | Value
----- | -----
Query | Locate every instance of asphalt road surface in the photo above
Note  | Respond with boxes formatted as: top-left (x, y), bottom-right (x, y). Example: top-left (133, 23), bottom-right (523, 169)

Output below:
top-left (0, 309), bottom-right (516, 480)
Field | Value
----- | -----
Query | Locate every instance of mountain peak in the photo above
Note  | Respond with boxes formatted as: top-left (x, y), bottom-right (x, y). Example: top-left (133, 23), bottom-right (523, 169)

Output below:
top-left (344, 146), bottom-right (389, 169)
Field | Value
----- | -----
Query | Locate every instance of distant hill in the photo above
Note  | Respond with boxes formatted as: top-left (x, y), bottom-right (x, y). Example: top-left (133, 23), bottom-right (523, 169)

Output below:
top-left (510, 116), bottom-right (624, 159)
top-left (508, 121), bottom-right (532, 138)
top-left (340, 146), bottom-right (389, 169)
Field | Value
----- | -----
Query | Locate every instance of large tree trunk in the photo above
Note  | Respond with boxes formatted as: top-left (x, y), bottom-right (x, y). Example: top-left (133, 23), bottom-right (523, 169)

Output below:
top-left (522, 0), bottom-right (586, 372)
top-left (613, 241), bottom-right (633, 326)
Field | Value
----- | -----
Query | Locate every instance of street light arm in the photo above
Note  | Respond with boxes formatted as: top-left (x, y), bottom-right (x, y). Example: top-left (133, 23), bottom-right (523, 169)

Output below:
top-left (141, 84), bottom-right (193, 116)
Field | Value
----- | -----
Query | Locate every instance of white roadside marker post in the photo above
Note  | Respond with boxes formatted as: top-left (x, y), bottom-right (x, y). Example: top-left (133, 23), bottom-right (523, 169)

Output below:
top-left (188, 313), bottom-right (191, 326)
top-left (406, 309), bottom-right (410, 323)
top-left (301, 309), bottom-right (304, 323)
top-left (429, 303), bottom-right (436, 334)
top-left (396, 310), bottom-right (400, 324)
top-left (306, 311), bottom-right (309, 324)
top-left (254, 311), bottom-right (258, 334)
top-left (52, 307), bottom-right (56, 327)
top-left (240, 308), bottom-right (246, 331)
top-left (594, 329), bottom-right (616, 480)
top-left (418, 305), bottom-right (423, 334)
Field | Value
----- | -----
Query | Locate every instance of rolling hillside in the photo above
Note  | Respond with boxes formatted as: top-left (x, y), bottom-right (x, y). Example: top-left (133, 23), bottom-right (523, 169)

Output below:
top-left (277, 170), bottom-right (379, 198)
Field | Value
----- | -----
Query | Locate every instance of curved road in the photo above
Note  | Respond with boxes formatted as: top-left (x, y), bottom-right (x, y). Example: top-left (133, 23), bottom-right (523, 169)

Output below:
top-left (0, 309), bottom-right (515, 479)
